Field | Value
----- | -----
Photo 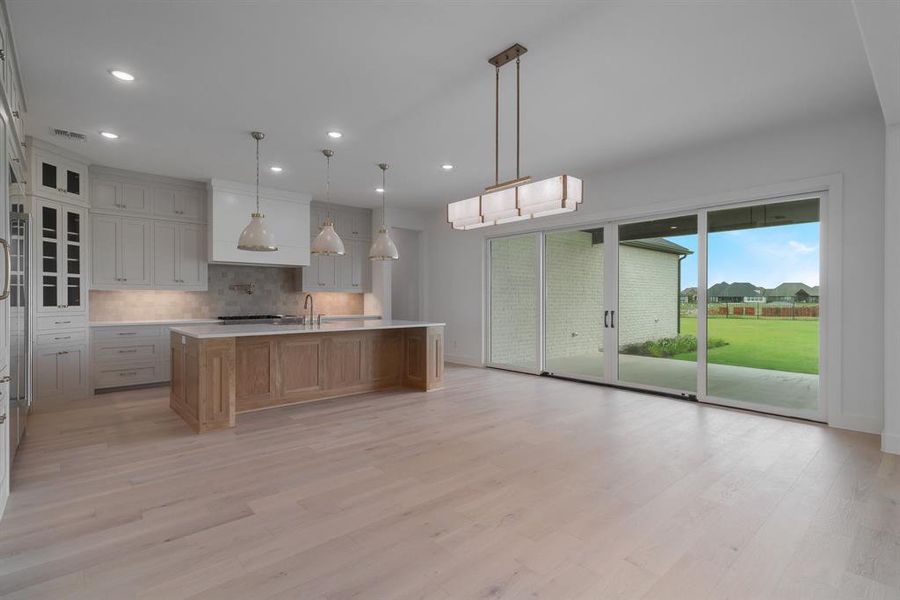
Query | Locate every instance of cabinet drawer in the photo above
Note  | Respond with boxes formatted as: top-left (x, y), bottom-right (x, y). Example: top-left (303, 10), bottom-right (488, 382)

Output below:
top-left (93, 325), bottom-right (165, 341)
top-left (36, 330), bottom-right (88, 346)
top-left (94, 341), bottom-right (163, 363)
top-left (95, 365), bottom-right (164, 388)
top-left (37, 314), bottom-right (88, 332)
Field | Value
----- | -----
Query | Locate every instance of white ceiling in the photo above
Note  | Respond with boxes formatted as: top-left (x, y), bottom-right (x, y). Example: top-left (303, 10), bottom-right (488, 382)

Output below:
top-left (8, 1), bottom-right (879, 210)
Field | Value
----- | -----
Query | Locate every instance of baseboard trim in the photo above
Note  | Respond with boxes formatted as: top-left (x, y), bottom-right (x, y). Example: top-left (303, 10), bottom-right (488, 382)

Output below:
top-left (444, 354), bottom-right (483, 368)
top-left (829, 413), bottom-right (883, 435)
top-left (882, 431), bottom-right (900, 455)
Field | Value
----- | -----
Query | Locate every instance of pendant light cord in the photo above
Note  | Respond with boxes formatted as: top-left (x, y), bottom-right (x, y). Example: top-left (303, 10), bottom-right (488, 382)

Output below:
top-left (516, 57), bottom-right (521, 180)
top-left (494, 66), bottom-right (500, 185)
top-left (255, 135), bottom-right (260, 214)
top-left (381, 167), bottom-right (386, 227)
top-left (326, 153), bottom-right (332, 219)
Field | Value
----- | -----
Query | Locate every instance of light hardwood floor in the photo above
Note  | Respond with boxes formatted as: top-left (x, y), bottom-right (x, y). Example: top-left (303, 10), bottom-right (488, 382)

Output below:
top-left (1, 365), bottom-right (898, 599)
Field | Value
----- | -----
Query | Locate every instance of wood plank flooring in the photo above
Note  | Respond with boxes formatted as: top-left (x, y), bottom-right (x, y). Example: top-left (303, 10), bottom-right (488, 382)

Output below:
top-left (0, 365), bottom-right (897, 599)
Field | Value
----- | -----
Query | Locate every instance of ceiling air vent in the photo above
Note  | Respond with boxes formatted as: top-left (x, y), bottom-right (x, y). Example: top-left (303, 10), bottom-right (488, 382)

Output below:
top-left (49, 127), bottom-right (87, 142)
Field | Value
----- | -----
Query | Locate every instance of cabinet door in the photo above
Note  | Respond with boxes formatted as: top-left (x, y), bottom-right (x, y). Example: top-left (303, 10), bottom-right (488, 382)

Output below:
top-left (34, 347), bottom-right (64, 399)
top-left (120, 219), bottom-right (153, 286)
top-left (349, 240), bottom-right (364, 290)
top-left (123, 183), bottom-right (151, 213)
top-left (176, 189), bottom-right (204, 220)
top-left (37, 202), bottom-right (62, 312)
top-left (60, 161), bottom-right (85, 201)
top-left (36, 154), bottom-right (60, 199)
top-left (152, 221), bottom-right (178, 286)
top-left (92, 180), bottom-right (122, 211)
top-left (178, 223), bottom-right (206, 286)
top-left (152, 188), bottom-right (177, 218)
top-left (63, 208), bottom-right (85, 310)
top-left (91, 215), bottom-right (120, 286)
top-left (60, 346), bottom-right (87, 394)
top-left (317, 254), bottom-right (337, 289)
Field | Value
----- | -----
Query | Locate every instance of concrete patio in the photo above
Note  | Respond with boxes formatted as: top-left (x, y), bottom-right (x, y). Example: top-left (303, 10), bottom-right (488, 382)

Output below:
top-left (545, 352), bottom-right (818, 411)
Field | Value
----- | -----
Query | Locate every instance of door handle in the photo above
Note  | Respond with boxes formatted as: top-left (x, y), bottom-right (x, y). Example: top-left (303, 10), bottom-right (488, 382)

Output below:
top-left (603, 310), bottom-right (609, 328)
top-left (610, 310), bottom-right (616, 328)
top-left (0, 237), bottom-right (10, 300)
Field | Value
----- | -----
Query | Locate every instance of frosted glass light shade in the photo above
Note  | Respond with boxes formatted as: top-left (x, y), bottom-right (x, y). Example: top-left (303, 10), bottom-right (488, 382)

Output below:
top-left (447, 196), bottom-right (482, 230)
top-left (237, 213), bottom-right (278, 251)
top-left (311, 219), bottom-right (345, 256)
top-left (369, 226), bottom-right (399, 261)
top-left (517, 175), bottom-right (583, 215)
top-left (481, 187), bottom-right (520, 223)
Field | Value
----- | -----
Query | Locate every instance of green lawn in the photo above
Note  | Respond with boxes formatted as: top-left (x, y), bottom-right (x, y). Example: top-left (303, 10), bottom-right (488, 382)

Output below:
top-left (674, 317), bottom-right (819, 374)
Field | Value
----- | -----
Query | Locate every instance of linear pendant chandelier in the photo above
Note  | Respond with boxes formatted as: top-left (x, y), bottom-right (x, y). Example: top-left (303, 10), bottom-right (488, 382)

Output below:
top-left (447, 43), bottom-right (582, 231)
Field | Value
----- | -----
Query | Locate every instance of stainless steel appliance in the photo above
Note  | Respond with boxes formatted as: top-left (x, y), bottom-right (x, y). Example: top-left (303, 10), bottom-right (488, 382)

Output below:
top-left (7, 206), bottom-right (29, 459)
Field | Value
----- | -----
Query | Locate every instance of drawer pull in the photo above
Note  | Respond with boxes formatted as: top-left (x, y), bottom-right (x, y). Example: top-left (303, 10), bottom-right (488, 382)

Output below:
top-left (54, 320), bottom-right (72, 325)
top-left (117, 332), bottom-right (137, 336)
top-left (54, 336), bottom-right (71, 341)
top-left (117, 349), bottom-right (138, 353)
top-left (57, 351), bottom-right (68, 355)
top-left (119, 371), bottom-right (138, 376)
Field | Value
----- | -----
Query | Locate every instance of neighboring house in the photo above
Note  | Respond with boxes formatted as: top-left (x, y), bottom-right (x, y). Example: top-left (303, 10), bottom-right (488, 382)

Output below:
top-left (765, 282), bottom-right (820, 303)
top-left (707, 281), bottom-right (766, 303)
top-left (681, 287), bottom-right (698, 303)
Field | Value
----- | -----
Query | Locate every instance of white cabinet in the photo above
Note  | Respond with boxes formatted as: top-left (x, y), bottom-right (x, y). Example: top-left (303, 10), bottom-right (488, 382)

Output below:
top-left (33, 149), bottom-right (87, 203)
top-left (302, 203), bottom-right (372, 293)
top-left (152, 221), bottom-right (207, 289)
top-left (90, 215), bottom-right (153, 289)
top-left (153, 187), bottom-right (204, 221)
top-left (36, 199), bottom-right (86, 314)
top-left (92, 180), bottom-right (151, 215)
top-left (34, 344), bottom-right (88, 405)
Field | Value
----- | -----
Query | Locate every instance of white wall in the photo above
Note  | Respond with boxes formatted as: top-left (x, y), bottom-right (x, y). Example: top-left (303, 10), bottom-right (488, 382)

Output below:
top-left (884, 124), bottom-right (900, 452)
top-left (390, 227), bottom-right (422, 320)
top-left (367, 206), bottom-right (430, 320)
top-left (425, 109), bottom-right (885, 433)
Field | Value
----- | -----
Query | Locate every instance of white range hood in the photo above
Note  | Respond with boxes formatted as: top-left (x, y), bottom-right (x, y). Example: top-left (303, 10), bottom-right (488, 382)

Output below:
top-left (208, 178), bottom-right (311, 266)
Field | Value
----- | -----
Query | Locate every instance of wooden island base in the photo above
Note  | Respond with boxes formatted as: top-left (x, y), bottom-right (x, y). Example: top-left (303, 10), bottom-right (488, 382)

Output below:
top-left (170, 326), bottom-right (444, 433)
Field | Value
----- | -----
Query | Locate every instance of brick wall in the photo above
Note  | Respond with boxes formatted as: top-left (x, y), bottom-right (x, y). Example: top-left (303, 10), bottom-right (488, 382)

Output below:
top-left (489, 235), bottom-right (538, 366)
top-left (545, 231), bottom-right (604, 359)
top-left (618, 245), bottom-right (681, 345)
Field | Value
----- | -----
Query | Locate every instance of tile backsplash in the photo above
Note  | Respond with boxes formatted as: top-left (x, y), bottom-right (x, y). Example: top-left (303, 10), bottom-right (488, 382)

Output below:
top-left (90, 264), bottom-right (365, 321)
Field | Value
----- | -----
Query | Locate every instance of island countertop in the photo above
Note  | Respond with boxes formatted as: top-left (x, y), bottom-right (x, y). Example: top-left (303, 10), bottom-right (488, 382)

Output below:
top-left (170, 319), bottom-right (446, 340)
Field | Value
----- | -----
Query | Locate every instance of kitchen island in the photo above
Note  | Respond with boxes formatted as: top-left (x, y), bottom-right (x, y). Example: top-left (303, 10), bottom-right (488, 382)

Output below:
top-left (169, 320), bottom-right (445, 433)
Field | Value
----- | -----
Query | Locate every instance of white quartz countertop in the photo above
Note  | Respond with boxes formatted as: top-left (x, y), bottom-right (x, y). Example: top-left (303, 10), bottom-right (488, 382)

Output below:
top-left (170, 319), bottom-right (445, 339)
top-left (90, 315), bottom-right (382, 327)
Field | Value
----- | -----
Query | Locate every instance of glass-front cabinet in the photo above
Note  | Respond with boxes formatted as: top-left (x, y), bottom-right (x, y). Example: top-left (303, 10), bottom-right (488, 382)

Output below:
top-left (34, 150), bottom-right (85, 203)
top-left (36, 198), bottom-right (85, 313)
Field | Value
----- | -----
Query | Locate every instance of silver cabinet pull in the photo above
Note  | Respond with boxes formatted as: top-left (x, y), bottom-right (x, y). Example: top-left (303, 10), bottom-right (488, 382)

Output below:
top-left (0, 415), bottom-right (6, 424)
top-left (55, 320), bottom-right (72, 325)
top-left (0, 376), bottom-right (11, 383)
top-left (54, 336), bottom-right (71, 341)
top-left (118, 349), bottom-right (138, 353)
top-left (117, 332), bottom-right (137, 336)
top-left (0, 237), bottom-right (10, 300)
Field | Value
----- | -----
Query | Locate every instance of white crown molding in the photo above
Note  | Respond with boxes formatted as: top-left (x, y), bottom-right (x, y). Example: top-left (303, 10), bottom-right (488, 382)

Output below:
top-left (90, 165), bottom-right (206, 190)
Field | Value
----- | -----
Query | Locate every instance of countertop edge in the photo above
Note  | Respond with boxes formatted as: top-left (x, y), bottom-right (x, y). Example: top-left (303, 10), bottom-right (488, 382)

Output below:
top-left (170, 321), bottom-right (446, 339)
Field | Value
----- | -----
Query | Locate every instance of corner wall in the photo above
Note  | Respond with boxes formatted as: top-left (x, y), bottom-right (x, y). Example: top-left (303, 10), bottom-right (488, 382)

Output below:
top-left (426, 109), bottom-right (886, 433)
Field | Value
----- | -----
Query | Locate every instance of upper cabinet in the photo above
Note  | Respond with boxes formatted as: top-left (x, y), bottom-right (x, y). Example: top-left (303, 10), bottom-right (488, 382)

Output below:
top-left (0, 3), bottom-right (27, 168)
top-left (33, 148), bottom-right (87, 204)
top-left (208, 178), bottom-right (310, 267)
top-left (35, 198), bottom-right (86, 314)
top-left (90, 166), bottom-right (206, 223)
top-left (88, 166), bottom-right (209, 291)
top-left (301, 203), bottom-right (372, 293)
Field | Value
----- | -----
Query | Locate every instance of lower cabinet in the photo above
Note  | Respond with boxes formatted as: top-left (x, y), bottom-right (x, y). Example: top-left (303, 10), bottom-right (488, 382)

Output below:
top-left (34, 343), bottom-right (89, 408)
top-left (91, 324), bottom-right (181, 392)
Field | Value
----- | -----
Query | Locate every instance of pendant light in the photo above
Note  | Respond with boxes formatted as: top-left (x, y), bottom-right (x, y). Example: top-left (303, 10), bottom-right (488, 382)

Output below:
top-left (237, 131), bottom-right (278, 251)
top-left (369, 163), bottom-right (399, 261)
top-left (311, 149), bottom-right (346, 256)
top-left (447, 43), bottom-right (582, 230)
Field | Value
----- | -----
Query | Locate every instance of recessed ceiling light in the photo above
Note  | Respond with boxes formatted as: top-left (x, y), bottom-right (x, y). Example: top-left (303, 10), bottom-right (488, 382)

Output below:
top-left (327, 131), bottom-right (343, 139)
top-left (109, 70), bottom-right (135, 81)
top-left (269, 166), bottom-right (283, 173)
top-left (442, 164), bottom-right (454, 170)
top-left (375, 187), bottom-right (384, 193)
top-left (100, 131), bottom-right (119, 139)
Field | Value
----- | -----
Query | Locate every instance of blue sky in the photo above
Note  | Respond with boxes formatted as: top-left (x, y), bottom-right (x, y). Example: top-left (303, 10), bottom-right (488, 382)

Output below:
top-left (667, 222), bottom-right (819, 290)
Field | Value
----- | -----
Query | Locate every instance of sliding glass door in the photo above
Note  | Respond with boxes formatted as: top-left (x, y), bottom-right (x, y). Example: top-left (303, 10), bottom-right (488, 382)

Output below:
top-left (484, 194), bottom-right (823, 420)
top-left (543, 227), bottom-right (608, 381)
top-left (617, 215), bottom-right (698, 395)
top-left (703, 197), bottom-right (821, 419)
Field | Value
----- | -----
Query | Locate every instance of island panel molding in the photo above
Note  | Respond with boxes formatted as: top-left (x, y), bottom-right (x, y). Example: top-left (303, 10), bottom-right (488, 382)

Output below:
top-left (170, 322), bottom-right (444, 432)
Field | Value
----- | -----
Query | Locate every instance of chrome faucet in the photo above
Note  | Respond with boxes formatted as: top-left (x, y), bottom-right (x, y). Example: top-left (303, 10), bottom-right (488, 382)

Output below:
top-left (303, 293), bottom-right (314, 326)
